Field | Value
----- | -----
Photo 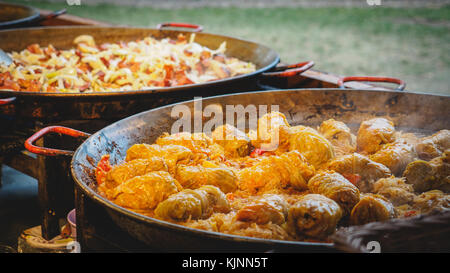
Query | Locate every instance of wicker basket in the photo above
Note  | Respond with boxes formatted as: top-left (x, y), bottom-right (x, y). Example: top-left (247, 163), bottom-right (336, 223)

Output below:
top-left (332, 210), bottom-right (450, 253)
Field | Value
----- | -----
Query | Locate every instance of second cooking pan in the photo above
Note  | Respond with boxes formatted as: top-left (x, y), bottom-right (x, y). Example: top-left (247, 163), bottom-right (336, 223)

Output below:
top-left (0, 25), bottom-right (313, 121)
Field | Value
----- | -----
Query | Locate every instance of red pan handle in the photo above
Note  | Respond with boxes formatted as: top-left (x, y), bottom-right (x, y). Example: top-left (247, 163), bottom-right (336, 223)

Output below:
top-left (25, 126), bottom-right (91, 157)
top-left (0, 97), bottom-right (15, 106)
top-left (42, 9), bottom-right (67, 21)
top-left (156, 22), bottom-right (204, 32)
top-left (261, 61), bottom-right (315, 78)
top-left (338, 76), bottom-right (406, 91)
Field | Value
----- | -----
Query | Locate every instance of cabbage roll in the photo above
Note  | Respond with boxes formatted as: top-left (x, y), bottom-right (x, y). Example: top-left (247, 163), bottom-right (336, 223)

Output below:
top-left (287, 127), bottom-right (335, 168)
top-left (155, 132), bottom-right (213, 154)
top-left (236, 194), bottom-right (288, 225)
top-left (372, 176), bottom-right (415, 206)
top-left (357, 118), bottom-right (396, 154)
top-left (237, 150), bottom-right (315, 194)
top-left (287, 194), bottom-right (343, 239)
top-left (211, 124), bottom-right (251, 157)
top-left (250, 111), bottom-right (292, 152)
top-left (349, 193), bottom-right (396, 226)
top-left (109, 171), bottom-right (182, 211)
top-left (326, 153), bottom-right (392, 192)
top-left (125, 143), bottom-right (194, 173)
top-left (154, 185), bottom-right (230, 221)
top-left (415, 130), bottom-right (450, 160)
top-left (174, 164), bottom-right (238, 193)
top-left (307, 170), bottom-right (360, 215)
top-left (403, 149), bottom-right (450, 193)
top-left (412, 190), bottom-right (450, 214)
top-left (369, 139), bottom-right (416, 176)
top-left (318, 118), bottom-right (356, 156)
top-left (103, 157), bottom-right (168, 189)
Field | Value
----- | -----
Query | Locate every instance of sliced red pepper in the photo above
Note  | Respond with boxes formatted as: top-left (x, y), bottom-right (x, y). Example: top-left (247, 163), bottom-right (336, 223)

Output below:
top-left (404, 210), bottom-right (418, 218)
top-left (174, 70), bottom-right (194, 86)
top-left (342, 173), bottom-right (361, 186)
top-left (1, 79), bottom-right (21, 91)
top-left (250, 148), bottom-right (275, 158)
top-left (95, 154), bottom-right (112, 185)
top-left (27, 43), bottom-right (43, 54)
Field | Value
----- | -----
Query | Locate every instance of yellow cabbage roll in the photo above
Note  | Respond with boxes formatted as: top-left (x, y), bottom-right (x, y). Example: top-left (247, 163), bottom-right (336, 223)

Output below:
top-left (154, 185), bottom-right (230, 221)
top-left (237, 150), bottom-right (315, 194)
top-left (235, 194), bottom-right (288, 225)
top-left (349, 193), bottom-right (396, 226)
top-left (287, 194), bottom-right (343, 239)
top-left (307, 170), bottom-right (360, 216)
top-left (174, 164), bottom-right (238, 193)
top-left (318, 118), bottom-right (356, 156)
top-left (103, 157), bottom-right (168, 189)
top-left (211, 124), bottom-right (251, 157)
top-left (357, 118), bottom-right (396, 154)
top-left (109, 171), bottom-right (182, 211)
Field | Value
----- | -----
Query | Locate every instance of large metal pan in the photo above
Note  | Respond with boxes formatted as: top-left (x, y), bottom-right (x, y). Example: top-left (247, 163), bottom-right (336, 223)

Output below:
top-left (0, 26), bottom-right (313, 121)
top-left (26, 88), bottom-right (450, 252)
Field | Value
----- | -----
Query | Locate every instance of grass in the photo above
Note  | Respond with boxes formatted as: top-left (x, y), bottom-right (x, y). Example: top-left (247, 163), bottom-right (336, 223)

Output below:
top-left (4, 1), bottom-right (450, 94)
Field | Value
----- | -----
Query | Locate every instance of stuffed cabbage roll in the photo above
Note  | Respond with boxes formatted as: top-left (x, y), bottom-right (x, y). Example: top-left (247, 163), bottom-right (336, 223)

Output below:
top-left (415, 130), bottom-right (450, 161)
top-left (235, 194), bottom-right (288, 225)
top-left (287, 126), bottom-right (335, 168)
top-left (412, 190), bottom-right (450, 214)
top-left (371, 176), bottom-right (415, 206)
top-left (250, 111), bottom-right (292, 152)
top-left (109, 171), bottom-right (182, 211)
top-left (125, 143), bottom-right (194, 173)
top-left (174, 164), bottom-right (238, 193)
top-left (369, 139), bottom-right (416, 176)
top-left (154, 185), bottom-right (230, 221)
top-left (326, 153), bottom-right (392, 192)
top-left (237, 150), bottom-right (315, 194)
top-left (349, 193), bottom-right (396, 226)
top-left (318, 119), bottom-right (356, 156)
top-left (307, 170), bottom-right (360, 215)
top-left (211, 124), bottom-right (251, 157)
top-left (102, 157), bottom-right (168, 189)
top-left (403, 149), bottom-right (450, 193)
top-left (287, 194), bottom-right (343, 239)
top-left (155, 132), bottom-right (213, 154)
top-left (357, 118), bottom-right (396, 154)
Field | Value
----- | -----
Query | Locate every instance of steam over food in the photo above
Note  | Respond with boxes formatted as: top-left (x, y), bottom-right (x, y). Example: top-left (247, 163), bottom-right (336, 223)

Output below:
top-left (95, 113), bottom-right (450, 242)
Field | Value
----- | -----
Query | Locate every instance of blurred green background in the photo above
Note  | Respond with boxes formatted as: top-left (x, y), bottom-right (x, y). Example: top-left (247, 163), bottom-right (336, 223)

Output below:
top-left (3, 0), bottom-right (450, 94)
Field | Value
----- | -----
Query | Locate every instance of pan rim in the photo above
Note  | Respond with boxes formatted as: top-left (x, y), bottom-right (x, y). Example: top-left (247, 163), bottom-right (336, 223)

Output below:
top-left (0, 25), bottom-right (280, 97)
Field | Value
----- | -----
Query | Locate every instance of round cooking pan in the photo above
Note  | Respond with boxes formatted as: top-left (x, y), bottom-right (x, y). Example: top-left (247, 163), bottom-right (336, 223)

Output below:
top-left (0, 2), bottom-right (66, 29)
top-left (0, 25), bottom-right (313, 120)
top-left (25, 88), bottom-right (450, 252)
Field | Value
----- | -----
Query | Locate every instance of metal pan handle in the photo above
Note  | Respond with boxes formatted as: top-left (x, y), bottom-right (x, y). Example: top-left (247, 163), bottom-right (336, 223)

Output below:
top-left (41, 8), bottom-right (67, 21)
top-left (338, 76), bottom-right (406, 91)
top-left (261, 61), bottom-right (314, 78)
top-left (0, 97), bottom-right (16, 106)
top-left (25, 126), bottom-right (91, 157)
top-left (33, 9), bottom-right (67, 25)
top-left (156, 22), bottom-right (204, 32)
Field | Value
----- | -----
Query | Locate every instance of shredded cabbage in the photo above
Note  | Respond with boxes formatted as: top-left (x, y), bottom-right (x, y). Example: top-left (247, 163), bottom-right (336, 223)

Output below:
top-left (0, 33), bottom-right (256, 93)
